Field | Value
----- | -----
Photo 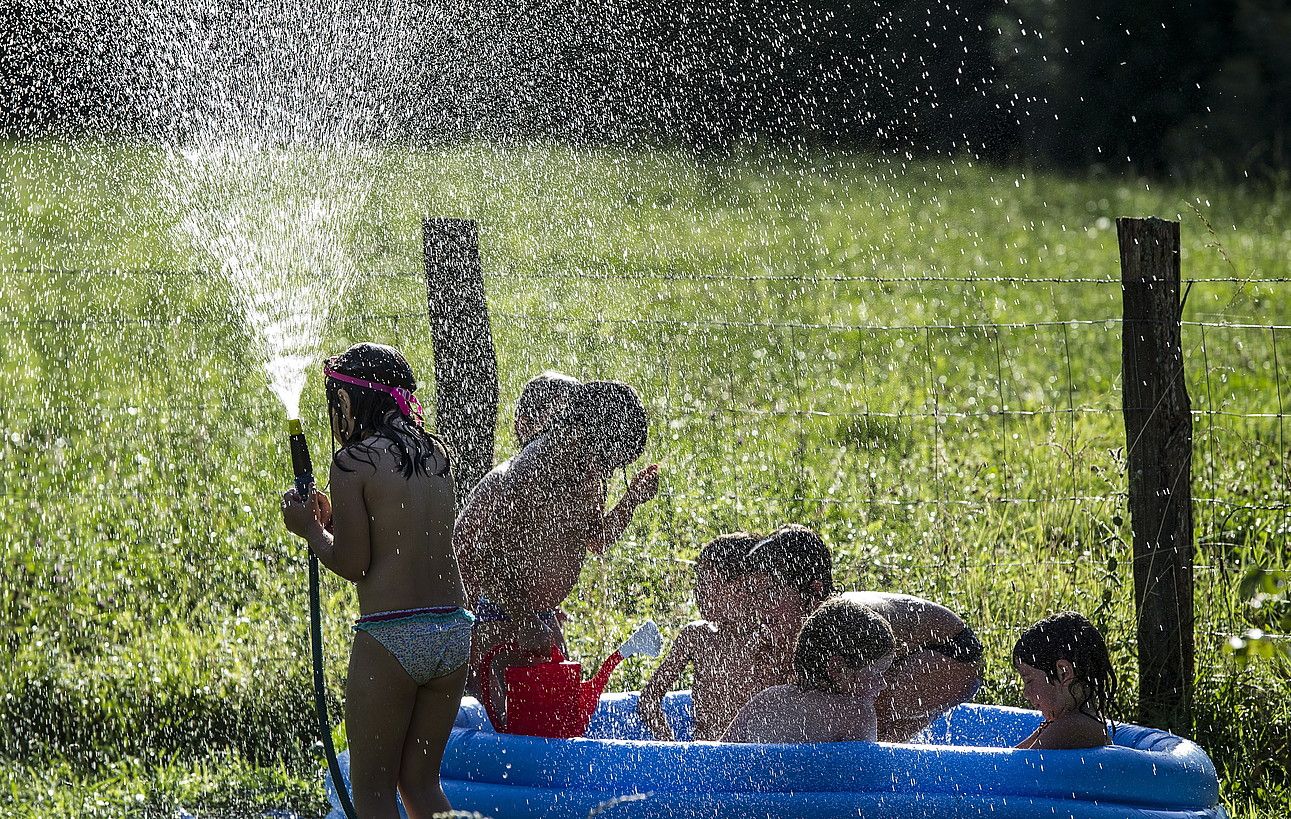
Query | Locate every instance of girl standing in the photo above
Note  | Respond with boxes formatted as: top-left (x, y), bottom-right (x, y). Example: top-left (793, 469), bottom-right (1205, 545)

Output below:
top-left (282, 342), bottom-right (470, 818)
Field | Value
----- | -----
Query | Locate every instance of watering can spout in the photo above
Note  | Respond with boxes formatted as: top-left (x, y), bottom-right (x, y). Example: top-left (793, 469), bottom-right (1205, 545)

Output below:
top-left (580, 620), bottom-right (664, 723)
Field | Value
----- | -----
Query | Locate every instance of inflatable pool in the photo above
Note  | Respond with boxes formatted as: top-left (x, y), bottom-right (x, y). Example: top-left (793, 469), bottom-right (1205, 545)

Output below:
top-left (326, 691), bottom-right (1226, 818)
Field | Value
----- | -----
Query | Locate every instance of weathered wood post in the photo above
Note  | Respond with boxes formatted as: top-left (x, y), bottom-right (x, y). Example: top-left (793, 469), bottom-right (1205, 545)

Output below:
top-left (424, 218), bottom-right (498, 508)
top-left (1118, 216), bottom-right (1194, 733)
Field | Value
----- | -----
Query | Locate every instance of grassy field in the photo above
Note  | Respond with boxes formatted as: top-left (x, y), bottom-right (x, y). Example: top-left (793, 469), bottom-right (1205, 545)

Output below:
top-left (1, 138), bottom-right (1288, 817)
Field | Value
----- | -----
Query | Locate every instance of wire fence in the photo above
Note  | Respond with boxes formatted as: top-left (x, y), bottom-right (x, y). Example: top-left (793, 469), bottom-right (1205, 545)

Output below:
top-left (3, 260), bottom-right (1288, 688)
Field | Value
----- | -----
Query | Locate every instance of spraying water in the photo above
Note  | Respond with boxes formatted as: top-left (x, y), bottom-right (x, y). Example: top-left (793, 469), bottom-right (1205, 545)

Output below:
top-left (118, 0), bottom-right (430, 419)
top-left (167, 140), bottom-right (372, 418)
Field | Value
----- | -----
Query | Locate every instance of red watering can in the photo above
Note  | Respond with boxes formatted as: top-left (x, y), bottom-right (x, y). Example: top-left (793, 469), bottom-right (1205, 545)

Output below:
top-left (478, 621), bottom-right (662, 738)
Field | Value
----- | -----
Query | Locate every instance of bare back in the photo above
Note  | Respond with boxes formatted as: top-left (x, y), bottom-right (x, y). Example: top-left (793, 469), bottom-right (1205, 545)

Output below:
top-left (335, 438), bottom-right (465, 615)
top-left (841, 592), bottom-right (966, 654)
top-left (456, 437), bottom-right (605, 613)
top-left (723, 685), bottom-right (879, 744)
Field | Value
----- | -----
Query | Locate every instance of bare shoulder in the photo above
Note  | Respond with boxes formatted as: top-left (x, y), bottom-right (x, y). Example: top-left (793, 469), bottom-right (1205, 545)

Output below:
top-left (330, 446), bottom-right (376, 485)
top-left (674, 620), bottom-right (717, 650)
top-left (1029, 714), bottom-right (1110, 750)
top-left (746, 684), bottom-right (796, 709)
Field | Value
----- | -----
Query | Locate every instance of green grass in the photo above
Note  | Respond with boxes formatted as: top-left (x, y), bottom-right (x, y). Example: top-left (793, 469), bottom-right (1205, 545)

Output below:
top-left (1, 138), bottom-right (1288, 817)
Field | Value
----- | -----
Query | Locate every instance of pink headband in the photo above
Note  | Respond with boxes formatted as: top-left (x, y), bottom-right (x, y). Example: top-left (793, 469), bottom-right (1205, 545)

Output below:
top-left (325, 366), bottom-right (424, 428)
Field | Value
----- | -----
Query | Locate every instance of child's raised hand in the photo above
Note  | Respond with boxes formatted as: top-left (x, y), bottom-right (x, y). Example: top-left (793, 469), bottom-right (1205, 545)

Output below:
top-left (626, 463), bottom-right (661, 506)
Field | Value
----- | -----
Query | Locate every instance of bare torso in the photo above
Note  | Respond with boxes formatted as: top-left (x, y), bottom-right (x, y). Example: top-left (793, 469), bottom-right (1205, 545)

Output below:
top-left (340, 440), bottom-right (465, 615)
top-left (723, 684), bottom-right (879, 743)
top-left (457, 438), bottom-right (605, 613)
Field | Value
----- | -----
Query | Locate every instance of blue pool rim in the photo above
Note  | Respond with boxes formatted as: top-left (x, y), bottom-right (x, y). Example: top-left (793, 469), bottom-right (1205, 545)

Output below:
top-left (327, 691), bottom-right (1227, 819)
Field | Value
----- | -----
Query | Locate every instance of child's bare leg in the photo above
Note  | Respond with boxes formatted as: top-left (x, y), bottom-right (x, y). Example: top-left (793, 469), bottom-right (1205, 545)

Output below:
top-left (399, 664), bottom-right (469, 819)
top-left (876, 650), bottom-right (982, 742)
top-left (346, 631), bottom-right (420, 818)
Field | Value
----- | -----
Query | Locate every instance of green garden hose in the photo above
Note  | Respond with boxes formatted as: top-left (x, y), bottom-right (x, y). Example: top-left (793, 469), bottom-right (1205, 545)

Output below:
top-left (292, 418), bottom-right (358, 818)
top-left (310, 550), bottom-right (359, 819)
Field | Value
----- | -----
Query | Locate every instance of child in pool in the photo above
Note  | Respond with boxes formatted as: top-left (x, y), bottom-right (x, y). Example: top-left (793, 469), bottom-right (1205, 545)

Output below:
top-left (840, 591), bottom-right (984, 742)
top-left (722, 596), bottom-right (896, 743)
top-left (742, 527), bottom-right (982, 741)
top-left (741, 524), bottom-right (837, 686)
top-left (280, 342), bottom-right (468, 818)
top-left (513, 370), bottom-right (581, 449)
top-left (455, 380), bottom-right (660, 712)
top-left (638, 532), bottom-right (773, 741)
top-left (1012, 611), bottom-right (1117, 750)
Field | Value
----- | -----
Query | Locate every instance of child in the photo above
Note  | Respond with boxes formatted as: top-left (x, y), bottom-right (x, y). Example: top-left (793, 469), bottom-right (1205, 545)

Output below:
top-left (1012, 611), bottom-right (1117, 749)
top-left (742, 524), bottom-right (837, 686)
top-left (455, 380), bottom-right (660, 712)
top-left (513, 370), bottom-right (581, 449)
top-left (280, 342), bottom-right (469, 818)
top-left (638, 532), bottom-right (768, 741)
top-left (743, 527), bottom-right (981, 742)
top-left (722, 596), bottom-right (896, 743)
top-left (841, 592), bottom-right (984, 742)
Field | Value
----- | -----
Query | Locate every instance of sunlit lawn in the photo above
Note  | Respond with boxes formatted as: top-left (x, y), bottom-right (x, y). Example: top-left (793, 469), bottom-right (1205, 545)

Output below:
top-left (1, 139), bottom-right (1287, 817)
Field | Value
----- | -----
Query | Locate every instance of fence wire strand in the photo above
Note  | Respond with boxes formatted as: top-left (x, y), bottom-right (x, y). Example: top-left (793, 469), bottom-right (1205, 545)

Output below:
top-left (6, 266), bottom-right (1288, 656)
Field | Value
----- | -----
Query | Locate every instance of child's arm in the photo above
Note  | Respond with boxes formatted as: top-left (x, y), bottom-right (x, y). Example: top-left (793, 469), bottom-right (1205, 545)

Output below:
top-left (638, 623), bottom-right (698, 741)
top-left (590, 463), bottom-right (660, 556)
top-left (284, 458), bottom-right (370, 582)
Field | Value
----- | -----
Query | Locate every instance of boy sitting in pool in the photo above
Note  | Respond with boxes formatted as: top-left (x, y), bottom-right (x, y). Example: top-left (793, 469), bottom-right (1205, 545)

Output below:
top-left (638, 532), bottom-right (773, 741)
top-left (741, 524), bottom-right (837, 686)
top-left (722, 596), bottom-right (896, 743)
top-left (455, 380), bottom-right (660, 708)
top-left (513, 370), bottom-right (581, 449)
top-left (742, 527), bottom-right (981, 741)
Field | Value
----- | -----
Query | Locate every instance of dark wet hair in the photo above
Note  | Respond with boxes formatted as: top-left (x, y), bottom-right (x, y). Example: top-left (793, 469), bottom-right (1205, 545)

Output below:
top-left (325, 342), bottom-right (450, 479)
top-left (796, 596), bottom-right (895, 692)
top-left (551, 380), bottom-right (648, 471)
top-left (696, 532), bottom-right (761, 582)
top-left (1013, 611), bottom-right (1117, 724)
top-left (515, 370), bottom-right (581, 445)
top-left (745, 524), bottom-right (835, 602)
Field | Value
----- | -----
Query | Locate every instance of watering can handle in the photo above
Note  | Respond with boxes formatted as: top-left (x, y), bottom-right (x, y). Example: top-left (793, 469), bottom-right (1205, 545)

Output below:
top-left (477, 642), bottom-right (521, 733)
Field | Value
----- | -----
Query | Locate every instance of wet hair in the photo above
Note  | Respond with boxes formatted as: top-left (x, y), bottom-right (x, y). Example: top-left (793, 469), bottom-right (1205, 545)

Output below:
top-left (1012, 611), bottom-right (1117, 724)
top-left (744, 524), bottom-right (835, 602)
top-left (515, 370), bottom-right (581, 446)
top-left (696, 532), bottom-right (762, 582)
top-left (551, 380), bottom-right (648, 471)
top-left (325, 342), bottom-right (450, 479)
top-left (795, 597), bottom-right (896, 692)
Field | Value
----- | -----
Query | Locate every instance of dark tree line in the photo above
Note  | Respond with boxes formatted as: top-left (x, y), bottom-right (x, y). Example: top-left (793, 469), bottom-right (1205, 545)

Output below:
top-left (2, 0), bottom-right (1289, 174)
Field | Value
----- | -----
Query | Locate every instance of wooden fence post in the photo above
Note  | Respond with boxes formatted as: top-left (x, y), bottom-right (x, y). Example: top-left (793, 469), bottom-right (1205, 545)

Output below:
top-left (424, 218), bottom-right (498, 509)
top-left (1118, 216), bottom-right (1194, 733)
